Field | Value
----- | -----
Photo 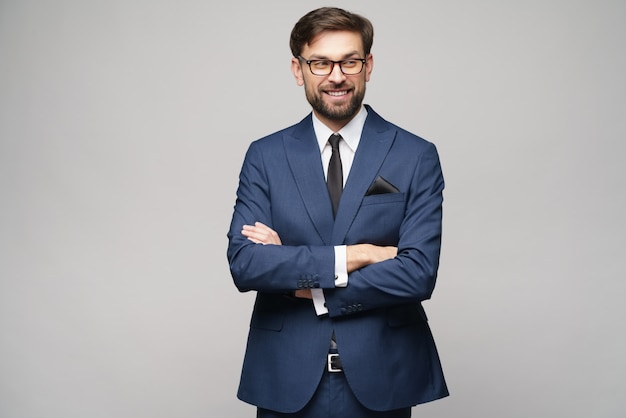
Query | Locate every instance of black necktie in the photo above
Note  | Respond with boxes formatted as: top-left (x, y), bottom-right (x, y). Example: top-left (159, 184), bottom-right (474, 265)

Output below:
top-left (327, 134), bottom-right (343, 217)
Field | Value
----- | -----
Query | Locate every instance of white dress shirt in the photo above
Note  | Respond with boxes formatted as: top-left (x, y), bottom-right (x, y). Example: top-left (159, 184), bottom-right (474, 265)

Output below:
top-left (310, 106), bottom-right (368, 315)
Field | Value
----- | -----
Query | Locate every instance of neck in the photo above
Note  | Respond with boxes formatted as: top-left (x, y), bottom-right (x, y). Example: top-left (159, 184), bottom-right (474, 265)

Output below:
top-left (313, 110), bottom-right (356, 133)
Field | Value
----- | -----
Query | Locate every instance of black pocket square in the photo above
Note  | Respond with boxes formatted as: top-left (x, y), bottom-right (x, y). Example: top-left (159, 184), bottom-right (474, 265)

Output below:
top-left (365, 176), bottom-right (400, 196)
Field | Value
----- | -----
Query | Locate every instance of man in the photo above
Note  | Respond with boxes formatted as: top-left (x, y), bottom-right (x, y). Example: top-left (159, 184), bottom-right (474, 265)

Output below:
top-left (227, 7), bottom-right (448, 417)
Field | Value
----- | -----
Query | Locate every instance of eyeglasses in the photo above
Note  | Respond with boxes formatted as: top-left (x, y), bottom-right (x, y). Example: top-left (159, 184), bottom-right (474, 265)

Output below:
top-left (298, 56), bottom-right (367, 76)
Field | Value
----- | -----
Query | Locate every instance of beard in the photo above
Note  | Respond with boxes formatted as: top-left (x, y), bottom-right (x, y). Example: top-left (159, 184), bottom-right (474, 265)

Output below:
top-left (304, 82), bottom-right (365, 122)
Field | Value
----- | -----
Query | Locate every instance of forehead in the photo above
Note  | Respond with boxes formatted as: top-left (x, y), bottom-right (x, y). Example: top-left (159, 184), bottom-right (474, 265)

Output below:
top-left (302, 30), bottom-right (364, 58)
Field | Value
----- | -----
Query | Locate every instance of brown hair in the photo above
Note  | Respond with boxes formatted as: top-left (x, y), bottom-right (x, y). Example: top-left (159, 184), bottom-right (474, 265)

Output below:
top-left (289, 7), bottom-right (374, 57)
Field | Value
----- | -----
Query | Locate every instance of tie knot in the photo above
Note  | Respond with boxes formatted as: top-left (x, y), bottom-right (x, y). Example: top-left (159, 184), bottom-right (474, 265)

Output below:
top-left (328, 134), bottom-right (342, 150)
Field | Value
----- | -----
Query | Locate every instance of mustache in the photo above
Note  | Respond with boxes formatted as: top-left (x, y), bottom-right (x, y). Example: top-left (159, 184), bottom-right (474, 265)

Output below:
top-left (319, 82), bottom-right (351, 90)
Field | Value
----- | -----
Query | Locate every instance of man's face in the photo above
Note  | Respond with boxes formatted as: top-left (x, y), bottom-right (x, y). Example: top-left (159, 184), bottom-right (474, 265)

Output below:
top-left (291, 30), bottom-right (373, 130)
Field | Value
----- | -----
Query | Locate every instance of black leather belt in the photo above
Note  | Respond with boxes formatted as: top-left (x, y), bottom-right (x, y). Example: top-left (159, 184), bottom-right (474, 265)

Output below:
top-left (327, 353), bottom-right (343, 372)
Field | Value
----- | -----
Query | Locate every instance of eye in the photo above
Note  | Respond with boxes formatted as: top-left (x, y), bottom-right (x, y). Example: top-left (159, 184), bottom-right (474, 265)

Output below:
top-left (311, 60), bottom-right (331, 69)
top-left (341, 60), bottom-right (358, 68)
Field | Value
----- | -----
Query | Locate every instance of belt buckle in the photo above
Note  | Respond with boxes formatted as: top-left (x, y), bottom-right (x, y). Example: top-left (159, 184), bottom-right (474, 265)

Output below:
top-left (327, 353), bottom-right (342, 373)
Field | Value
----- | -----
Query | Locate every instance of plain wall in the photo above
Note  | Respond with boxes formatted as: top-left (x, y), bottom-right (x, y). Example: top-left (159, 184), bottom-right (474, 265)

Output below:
top-left (1, 0), bottom-right (625, 417)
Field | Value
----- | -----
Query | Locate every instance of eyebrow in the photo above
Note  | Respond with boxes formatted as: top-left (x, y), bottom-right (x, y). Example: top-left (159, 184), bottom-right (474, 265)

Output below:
top-left (306, 51), bottom-right (362, 60)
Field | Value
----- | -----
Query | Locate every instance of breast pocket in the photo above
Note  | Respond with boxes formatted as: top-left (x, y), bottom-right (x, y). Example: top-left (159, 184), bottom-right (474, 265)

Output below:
top-left (353, 193), bottom-right (405, 245)
top-left (361, 192), bottom-right (405, 206)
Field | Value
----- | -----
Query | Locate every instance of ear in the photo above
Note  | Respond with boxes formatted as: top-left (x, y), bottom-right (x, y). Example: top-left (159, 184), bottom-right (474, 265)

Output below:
top-left (291, 57), bottom-right (305, 86)
top-left (364, 53), bottom-right (374, 82)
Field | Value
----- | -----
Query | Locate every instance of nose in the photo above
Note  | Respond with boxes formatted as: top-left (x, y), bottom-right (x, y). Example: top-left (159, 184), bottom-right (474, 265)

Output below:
top-left (327, 62), bottom-right (346, 83)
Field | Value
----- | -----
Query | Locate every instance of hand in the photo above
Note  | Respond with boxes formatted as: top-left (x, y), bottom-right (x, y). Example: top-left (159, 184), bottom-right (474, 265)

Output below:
top-left (241, 222), bottom-right (282, 245)
top-left (346, 244), bottom-right (397, 273)
top-left (294, 289), bottom-right (313, 299)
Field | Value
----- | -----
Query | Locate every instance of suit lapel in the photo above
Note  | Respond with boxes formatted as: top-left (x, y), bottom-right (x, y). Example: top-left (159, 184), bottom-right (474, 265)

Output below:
top-left (283, 108), bottom-right (397, 245)
top-left (332, 108), bottom-right (396, 243)
top-left (284, 115), bottom-right (335, 245)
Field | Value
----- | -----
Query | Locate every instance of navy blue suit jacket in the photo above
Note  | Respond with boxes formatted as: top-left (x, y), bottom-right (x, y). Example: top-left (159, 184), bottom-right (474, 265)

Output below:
top-left (227, 106), bottom-right (448, 412)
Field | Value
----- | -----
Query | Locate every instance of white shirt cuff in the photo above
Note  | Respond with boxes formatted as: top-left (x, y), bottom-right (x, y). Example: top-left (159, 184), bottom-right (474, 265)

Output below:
top-left (310, 246), bottom-right (348, 316)
top-left (311, 288), bottom-right (328, 315)
top-left (334, 245), bottom-right (348, 287)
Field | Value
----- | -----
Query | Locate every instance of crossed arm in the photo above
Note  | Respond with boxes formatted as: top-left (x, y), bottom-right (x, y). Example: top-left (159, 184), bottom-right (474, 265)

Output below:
top-left (241, 221), bottom-right (397, 298)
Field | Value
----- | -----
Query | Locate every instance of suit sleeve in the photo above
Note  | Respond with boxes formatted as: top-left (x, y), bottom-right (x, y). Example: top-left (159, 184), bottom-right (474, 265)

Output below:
top-left (227, 141), bottom-right (336, 293)
top-left (324, 143), bottom-right (445, 318)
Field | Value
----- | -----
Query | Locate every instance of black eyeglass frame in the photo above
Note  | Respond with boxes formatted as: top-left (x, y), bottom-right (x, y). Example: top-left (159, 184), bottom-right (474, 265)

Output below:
top-left (297, 56), bottom-right (367, 76)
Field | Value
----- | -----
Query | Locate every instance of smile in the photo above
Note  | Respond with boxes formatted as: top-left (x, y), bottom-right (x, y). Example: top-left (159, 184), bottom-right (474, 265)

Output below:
top-left (326, 90), bottom-right (349, 97)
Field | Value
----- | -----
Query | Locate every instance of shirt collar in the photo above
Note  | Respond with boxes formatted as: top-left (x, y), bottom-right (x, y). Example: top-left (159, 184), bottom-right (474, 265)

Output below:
top-left (312, 105), bottom-right (368, 154)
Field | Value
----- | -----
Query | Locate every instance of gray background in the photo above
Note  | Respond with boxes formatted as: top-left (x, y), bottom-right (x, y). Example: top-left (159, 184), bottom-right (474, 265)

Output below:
top-left (1, 0), bottom-right (625, 417)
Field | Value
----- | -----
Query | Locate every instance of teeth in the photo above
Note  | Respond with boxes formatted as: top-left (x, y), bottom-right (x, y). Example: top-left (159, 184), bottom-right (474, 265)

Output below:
top-left (328, 91), bottom-right (347, 96)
